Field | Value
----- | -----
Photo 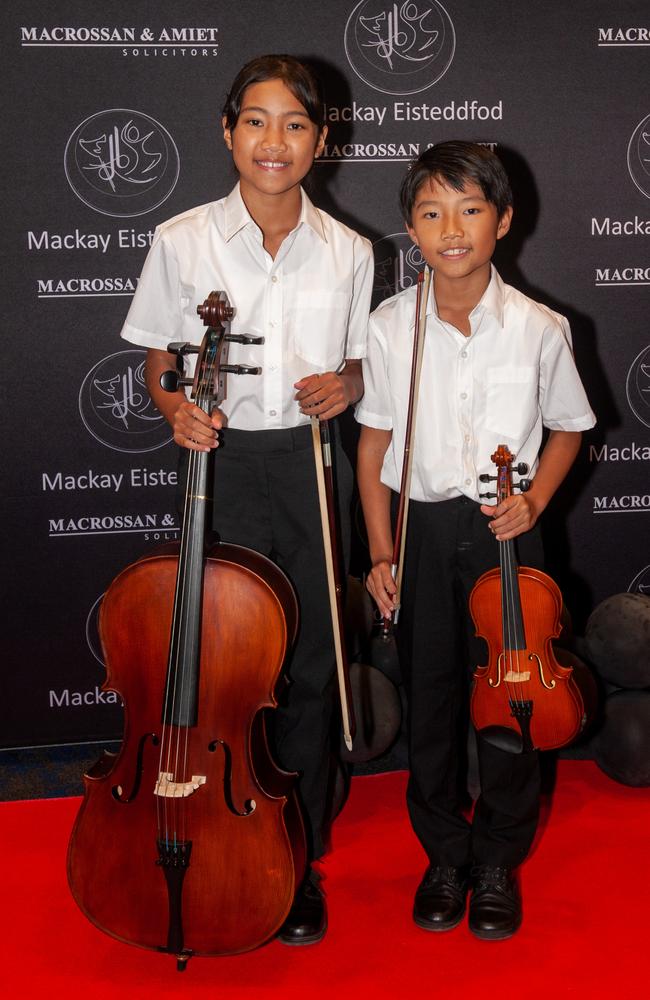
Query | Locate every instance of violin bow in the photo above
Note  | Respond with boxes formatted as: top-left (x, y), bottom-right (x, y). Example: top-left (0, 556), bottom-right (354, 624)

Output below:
top-left (384, 265), bottom-right (432, 634)
top-left (311, 416), bottom-right (356, 751)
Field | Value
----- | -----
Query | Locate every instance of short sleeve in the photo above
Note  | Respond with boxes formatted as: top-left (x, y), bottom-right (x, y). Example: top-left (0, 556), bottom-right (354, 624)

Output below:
top-left (120, 230), bottom-right (185, 350)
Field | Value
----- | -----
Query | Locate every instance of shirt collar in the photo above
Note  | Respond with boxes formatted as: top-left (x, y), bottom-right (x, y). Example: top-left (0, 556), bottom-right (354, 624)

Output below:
top-left (222, 183), bottom-right (327, 243)
top-left (427, 263), bottom-right (505, 329)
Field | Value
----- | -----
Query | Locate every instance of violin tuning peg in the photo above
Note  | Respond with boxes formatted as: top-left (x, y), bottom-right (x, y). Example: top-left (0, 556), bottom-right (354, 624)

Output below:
top-left (479, 491), bottom-right (497, 499)
top-left (515, 462), bottom-right (529, 475)
top-left (517, 478), bottom-right (532, 493)
top-left (478, 474), bottom-right (497, 483)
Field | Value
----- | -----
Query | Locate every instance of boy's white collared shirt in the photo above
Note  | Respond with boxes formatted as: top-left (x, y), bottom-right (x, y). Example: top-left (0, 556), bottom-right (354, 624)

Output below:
top-left (121, 183), bottom-right (373, 430)
top-left (356, 266), bottom-right (596, 504)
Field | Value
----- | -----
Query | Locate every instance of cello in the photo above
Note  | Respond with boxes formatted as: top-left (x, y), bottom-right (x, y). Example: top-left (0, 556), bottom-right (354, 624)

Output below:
top-left (68, 291), bottom-right (306, 968)
top-left (469, 444), bottom-right (588, 753)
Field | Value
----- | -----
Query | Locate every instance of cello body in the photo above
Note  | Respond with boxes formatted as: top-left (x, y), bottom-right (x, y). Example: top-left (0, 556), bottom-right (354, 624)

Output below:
top-left (68, 542), bottom-right (305, 957)
top-left (68, 292), bottom-right (306, 962)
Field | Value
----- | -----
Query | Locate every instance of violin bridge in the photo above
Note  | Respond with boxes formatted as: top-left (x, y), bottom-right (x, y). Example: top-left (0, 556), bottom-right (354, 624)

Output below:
top-left (154, 772), bottom-right (207, 798)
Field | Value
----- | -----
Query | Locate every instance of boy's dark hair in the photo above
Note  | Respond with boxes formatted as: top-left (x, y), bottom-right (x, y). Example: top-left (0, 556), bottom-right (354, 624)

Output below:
top-left (400, 141), bottom-right (513, 223)
top-left (222, 54), bottom-right (325, 131)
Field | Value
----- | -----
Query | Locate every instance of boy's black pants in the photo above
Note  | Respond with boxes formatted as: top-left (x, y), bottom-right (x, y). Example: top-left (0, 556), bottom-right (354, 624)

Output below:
top-left (179, 423), bottom-right (352, 862)
top-left (397, 494), bottom-right (545, 869)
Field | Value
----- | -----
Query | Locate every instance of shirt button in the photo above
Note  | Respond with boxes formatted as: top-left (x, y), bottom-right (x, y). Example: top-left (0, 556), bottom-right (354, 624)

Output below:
top-left (461, 350), bottom-right (468, 358)
top-left (465, 478), bottom-right (472, 485)
top-left (460, 392), bottom-right (468, 400)
top-left (271, 275), bottom-right (278, 283)
top-left (269, 409), bottom-right (277, 416)
top-left (270, 365), bottom-right (277, 372)
top-left (465, 434), bottom-right (470, 442)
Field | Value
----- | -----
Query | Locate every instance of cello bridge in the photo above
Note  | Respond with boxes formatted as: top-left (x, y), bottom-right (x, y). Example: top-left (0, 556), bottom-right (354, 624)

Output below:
top-left (154, 772), bottom-right (207, 798)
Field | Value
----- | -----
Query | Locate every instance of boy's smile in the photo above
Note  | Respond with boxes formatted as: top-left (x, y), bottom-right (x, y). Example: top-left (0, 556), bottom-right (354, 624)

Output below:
top-left (406, 176), bottom-right (512, 296)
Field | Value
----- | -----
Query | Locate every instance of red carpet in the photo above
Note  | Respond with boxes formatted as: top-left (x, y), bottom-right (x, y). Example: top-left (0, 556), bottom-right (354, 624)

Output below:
top-left (2, 762), bottom-right (648, 998)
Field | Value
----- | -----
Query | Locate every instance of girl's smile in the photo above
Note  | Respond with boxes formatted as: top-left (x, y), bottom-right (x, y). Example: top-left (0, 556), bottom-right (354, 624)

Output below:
top-left (223, 78), bottom-right (326, 208)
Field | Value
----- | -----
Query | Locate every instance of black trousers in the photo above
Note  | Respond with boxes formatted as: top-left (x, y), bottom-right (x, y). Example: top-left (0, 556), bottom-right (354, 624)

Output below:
top-left (179, 424), bottom-right (352, 860)
top-left (397, 494), bottom-right (544, 869)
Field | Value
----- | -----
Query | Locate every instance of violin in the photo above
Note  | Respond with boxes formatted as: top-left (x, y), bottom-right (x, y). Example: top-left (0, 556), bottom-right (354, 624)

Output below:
top-left (469, 445), bottom-right (588, 753)
top-left (68, 291), bottom-right (306, 968)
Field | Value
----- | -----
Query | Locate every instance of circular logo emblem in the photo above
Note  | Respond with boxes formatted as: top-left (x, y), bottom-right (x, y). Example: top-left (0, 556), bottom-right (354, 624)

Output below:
top-left (344, 0), bottom-right (456, 95)
top-left (628, 565), bottom-right (650, 597)
top-left (373, 232), bottom-right (426, 306)
top-left (79, 350), bottom-right (173, 452)
top-left (64, 109), bottom-right (180, 217)
top-left (626, 344), bottom-right (650, 428)
top-left (86, 593), bottom-right (105, 667)
top-left (627, 114), bottom-right (650, 199)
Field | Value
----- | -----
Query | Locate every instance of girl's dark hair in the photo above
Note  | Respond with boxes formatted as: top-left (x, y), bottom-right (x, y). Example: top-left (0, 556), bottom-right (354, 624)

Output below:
top-left (400, 141), bottom-right (513, 223)
top-left (222, 54), bottom-right (325, 131)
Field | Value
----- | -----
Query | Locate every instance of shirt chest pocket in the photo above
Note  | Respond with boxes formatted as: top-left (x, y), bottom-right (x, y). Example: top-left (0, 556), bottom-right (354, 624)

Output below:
top-left (292, 290), bottom-right (351, 369)
top-left (485, 365), bottom-right (538, 438)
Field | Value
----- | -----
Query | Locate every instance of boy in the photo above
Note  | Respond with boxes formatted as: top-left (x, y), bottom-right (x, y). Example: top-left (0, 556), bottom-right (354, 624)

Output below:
top-left (356, 141), bottom-right (595, 940)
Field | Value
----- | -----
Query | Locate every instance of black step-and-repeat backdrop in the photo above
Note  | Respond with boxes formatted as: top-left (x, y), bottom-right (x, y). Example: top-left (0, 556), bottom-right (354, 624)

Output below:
top-left (2, 1), bottom-right (648, 748)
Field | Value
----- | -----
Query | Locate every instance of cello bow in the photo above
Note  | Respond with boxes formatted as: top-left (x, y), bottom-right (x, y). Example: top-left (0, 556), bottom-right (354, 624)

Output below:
top-left (311, 416), bottom-right (356, 751)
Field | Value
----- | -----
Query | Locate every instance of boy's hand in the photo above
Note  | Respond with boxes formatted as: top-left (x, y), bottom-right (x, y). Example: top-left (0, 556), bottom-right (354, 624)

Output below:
top-left (173, 401), bottom-right (225, 451)
top-left (294, 371), bottom-right (350, 419)
top-left (365, 560), bottom-right (399, 620)
top-left (480, 494), bottom-right (540, 541)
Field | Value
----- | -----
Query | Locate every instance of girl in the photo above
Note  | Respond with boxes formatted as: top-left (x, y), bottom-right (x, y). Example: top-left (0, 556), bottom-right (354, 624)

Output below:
top-left (120, 54), bottom-right (374, 945)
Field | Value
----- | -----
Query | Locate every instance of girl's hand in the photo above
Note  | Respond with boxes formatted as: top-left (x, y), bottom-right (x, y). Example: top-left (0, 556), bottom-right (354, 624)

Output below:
top-left (173, 401), bottom-right (225, 451)
top-left (480, 493), bottom-right (540, 541)
top-left (365, 559), bottom-right (398, 620)
top-left (294, 371), bottom-right (350, 419)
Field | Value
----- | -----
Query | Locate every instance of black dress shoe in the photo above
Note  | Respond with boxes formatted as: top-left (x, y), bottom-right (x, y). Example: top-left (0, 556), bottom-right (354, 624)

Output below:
top-left (468, 865), bottom-right (522, 940)
top-left (277, 868), bottom-right (327, 945)
top-left (413, 865), bottom-right (469, 931)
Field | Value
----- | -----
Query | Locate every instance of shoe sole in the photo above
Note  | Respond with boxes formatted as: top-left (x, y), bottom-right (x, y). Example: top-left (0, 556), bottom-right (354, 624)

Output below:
top-left (468, 920), bottom-right (521, 941)
top-left (277, 922), bottom-right (327, 946)
top-left (413, 910), bottom-right (465, 932)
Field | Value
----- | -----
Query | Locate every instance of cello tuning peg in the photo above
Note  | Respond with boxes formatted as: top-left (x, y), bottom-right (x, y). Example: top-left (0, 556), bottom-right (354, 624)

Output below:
top-left (220, 364), bottom-right (262, 376)
top-left (160, 370), bottom-right (192, 393)
top-left (516, 478), bottom-right (532, 493)
top-left (225, 333), bottom-right (265, 346)
top-left (478, 474), bottom-right (497, 483)
top-left (166, 341), bottom-right (199, 356)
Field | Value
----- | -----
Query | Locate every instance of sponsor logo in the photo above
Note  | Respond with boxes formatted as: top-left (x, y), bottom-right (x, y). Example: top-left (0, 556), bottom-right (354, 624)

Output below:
top-left (595, 267), bottom-right (650, 287)
top-left (628, 565), bottom-right (650, 596)
top-left (598, 28), bottom-right (650, 46)
top-left (319, 134), bottom-right (497, 163)
top-left (37, 277), bottom-right (137, 298)
top-left (21, 25), bottom-right (219, 57)
top-left (626, 345), bottom-right (650, 428)
top-left (78, 350), bottom-right (173, 453)
top-left (373, 232), bottom-right (425, 303)
top-left (592, 495), bottom-right (650, 512)
top-left (64, 110), bottom-right (179, 217)
top-left (48, 512), bottom-right (179, 538)
top-left (627, 114), bottom-right (650, 199)
top-left (344, 0), bottom-right (455, 95)
top-left (589, 442), bottom-right (650, 462)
